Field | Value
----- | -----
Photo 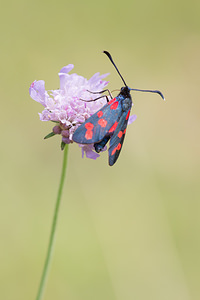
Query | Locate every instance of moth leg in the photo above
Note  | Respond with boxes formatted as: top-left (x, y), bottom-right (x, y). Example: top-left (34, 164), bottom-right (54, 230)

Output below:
top-left (87, 89), bottom-right (113, 102)
top-left (79, 95), bottom-right (109, 102)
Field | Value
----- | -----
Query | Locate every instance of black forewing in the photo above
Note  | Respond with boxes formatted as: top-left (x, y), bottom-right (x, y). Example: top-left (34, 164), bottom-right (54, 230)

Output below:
top-left (108, 110), bottom-right (130, 166)
top-left (72, 98), bottom-right (122, 144)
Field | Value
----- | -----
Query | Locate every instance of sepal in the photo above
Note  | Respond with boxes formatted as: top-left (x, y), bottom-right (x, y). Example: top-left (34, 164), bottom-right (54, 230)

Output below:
top-left (61, 141), bottom-right (66, 150)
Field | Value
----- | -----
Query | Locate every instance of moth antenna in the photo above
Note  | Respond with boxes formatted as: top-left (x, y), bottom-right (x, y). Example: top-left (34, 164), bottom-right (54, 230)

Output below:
top-left (103, 51), bottom-right (127, 87)
top-left (130, 88), bottom-right (165, 100)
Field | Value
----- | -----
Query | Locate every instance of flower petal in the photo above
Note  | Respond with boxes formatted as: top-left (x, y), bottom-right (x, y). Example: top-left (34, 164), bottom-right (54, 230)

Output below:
top-left (59, 64), bottom-right (74, 89)
top-left (80, 144), bottom-right (100, 160)
top-left (29, 80), bottom-right (46, 105)
top-left (128, 114), bottom-right (137, 125)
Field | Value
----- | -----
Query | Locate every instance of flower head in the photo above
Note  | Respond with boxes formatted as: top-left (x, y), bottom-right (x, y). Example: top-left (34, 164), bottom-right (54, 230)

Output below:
top-left (29, 64), bottom-right (109, 158)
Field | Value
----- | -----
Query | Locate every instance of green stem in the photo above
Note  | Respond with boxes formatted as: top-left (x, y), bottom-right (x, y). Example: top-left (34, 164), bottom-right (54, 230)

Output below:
top-left (36, 145), bottom-right (69, 300)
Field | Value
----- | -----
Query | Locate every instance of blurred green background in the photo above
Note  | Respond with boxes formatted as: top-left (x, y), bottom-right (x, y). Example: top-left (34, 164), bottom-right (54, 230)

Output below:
top-left (1, 0), bottom-right (200, 299)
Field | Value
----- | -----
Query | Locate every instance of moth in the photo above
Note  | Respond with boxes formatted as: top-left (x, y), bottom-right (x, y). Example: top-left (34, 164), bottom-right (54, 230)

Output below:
top-left (73, 51), bottom-right (164, 166)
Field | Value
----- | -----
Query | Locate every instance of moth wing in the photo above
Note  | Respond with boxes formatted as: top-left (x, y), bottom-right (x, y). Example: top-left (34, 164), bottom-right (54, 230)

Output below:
top-left (108, 109), bottom-right (131, 166)
top-left (72, 98), bottom-right (122, 144)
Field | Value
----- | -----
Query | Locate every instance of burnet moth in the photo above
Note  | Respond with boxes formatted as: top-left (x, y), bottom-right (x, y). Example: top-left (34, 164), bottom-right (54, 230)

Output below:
top-left (72, 51), bottom-right (165, 166)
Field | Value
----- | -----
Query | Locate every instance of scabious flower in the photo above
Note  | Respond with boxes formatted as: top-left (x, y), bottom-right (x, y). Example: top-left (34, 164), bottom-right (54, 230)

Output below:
top-left (29, 64), bottom-right (137, 160)
top-left (29, 64), bottom-right (110, 159)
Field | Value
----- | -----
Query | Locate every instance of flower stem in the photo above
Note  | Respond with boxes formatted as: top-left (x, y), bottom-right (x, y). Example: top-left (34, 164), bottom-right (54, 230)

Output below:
top-left (35, 145), bottom-right (69, 300)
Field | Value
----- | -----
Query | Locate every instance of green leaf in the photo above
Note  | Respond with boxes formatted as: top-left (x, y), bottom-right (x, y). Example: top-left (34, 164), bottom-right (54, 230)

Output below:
top-left (44, 132), bottom-right (56, 139)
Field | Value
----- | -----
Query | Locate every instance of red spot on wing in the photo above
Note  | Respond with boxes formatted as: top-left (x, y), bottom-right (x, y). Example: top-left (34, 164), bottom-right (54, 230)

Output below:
top-left (85, 122), bottom-right (94, 130)
top-left (108, 98), bottom-right (116, 105)
top-left (111, 148), bottom-right (116, 156)
top-left (85, 122), bottom-right (94, 140)
top-left (98, 118), bottom-right (107, 128)
top-left (126, 110), bottom-right (130, 120)
top-left (116, 143), bottom-right (121, 150)
top-left (111, 143), bottom-right (122, 156)
top-left (123, 129), bottom-right (126, 134)
top-left (97, 111), bottom-right (103, 118)
top-left (85, 130), bottom-right (93, 140)
top-left (118, 131), bottom-right (123, 138)
top-left (110, 101), bottom-right (118, 110)
top-left (108, 121), bottom-right (118, 133)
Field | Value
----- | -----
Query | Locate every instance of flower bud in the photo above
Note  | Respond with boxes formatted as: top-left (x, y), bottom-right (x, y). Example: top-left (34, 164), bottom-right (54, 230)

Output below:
top-left (53, 125), bottom-right (62, 134)
top-left (61, 130), bottom-right (69, 138)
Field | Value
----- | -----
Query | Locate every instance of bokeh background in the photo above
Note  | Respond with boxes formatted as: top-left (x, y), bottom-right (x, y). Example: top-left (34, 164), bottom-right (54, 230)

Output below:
top-left (1, 0), bottom-right (200, 299)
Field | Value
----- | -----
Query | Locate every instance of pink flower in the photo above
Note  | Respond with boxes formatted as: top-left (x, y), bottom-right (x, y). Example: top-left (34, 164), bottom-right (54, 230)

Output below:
top-left (29, 64), bottom-right (109, 158)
